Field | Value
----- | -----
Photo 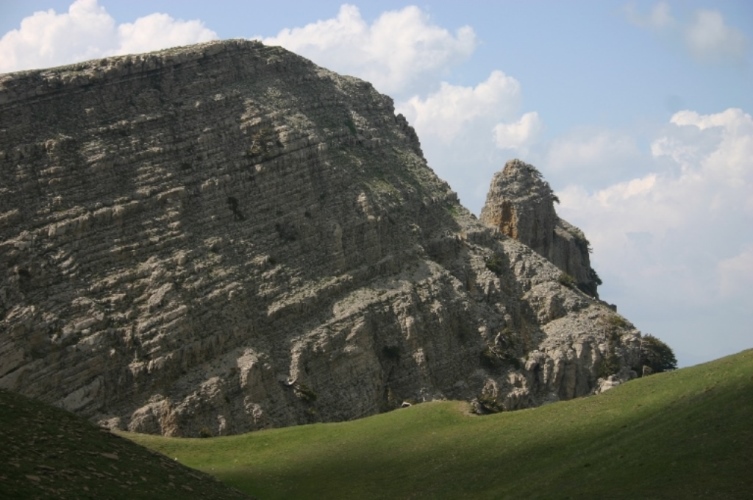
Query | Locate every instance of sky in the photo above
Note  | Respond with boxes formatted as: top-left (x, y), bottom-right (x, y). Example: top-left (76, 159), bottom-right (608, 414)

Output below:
top-left (1, 0), bottom-right (751, 367)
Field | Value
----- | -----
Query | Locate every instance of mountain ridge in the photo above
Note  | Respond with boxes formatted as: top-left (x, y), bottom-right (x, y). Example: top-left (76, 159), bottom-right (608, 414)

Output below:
top-left (2, 39), bottom-right (644, 436)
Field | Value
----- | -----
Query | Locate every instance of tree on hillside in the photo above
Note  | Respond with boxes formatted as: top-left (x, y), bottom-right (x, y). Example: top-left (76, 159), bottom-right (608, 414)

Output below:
top-left (640, 334), bottom-right (677, 374)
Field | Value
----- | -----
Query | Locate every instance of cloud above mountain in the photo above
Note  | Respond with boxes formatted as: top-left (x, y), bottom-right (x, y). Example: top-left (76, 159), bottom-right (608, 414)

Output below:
top-left (258, 4), bottom-right (477, 96)
top-left (0, 0), bottom-right (216, 73)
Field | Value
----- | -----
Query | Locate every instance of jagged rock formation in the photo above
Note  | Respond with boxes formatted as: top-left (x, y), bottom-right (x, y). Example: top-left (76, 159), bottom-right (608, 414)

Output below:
top-left (1, 40), bottom-right (641, 437)
top-left (480, 160), bottom-right (602, 297)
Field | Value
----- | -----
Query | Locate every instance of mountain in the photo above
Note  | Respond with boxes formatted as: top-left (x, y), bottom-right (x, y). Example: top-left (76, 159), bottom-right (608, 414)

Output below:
top-left (1, 39), bottom-right (644, 437)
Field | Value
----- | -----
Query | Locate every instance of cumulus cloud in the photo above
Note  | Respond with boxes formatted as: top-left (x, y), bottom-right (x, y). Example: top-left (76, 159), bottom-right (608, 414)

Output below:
top-left (684, 10), bottom-right (747, 62)
top-left (493, 112), bottom-right (542, 153)
top-left (660, 108), bottom-right (753, 190)
top-left (398, 71), bottom-right (522, 141)
top-left (116, 13), bottom-right (217, 57)
top-left (544, 130), bottom-right (643, 188)
top-left (258, 4), bottom-right (477, 95)
top-left (396, 71), bottom-right (539, 212)
top-left (0, 0), bottom-right (217, 73)
top-left (561, 108), bottom-right (752, 254)
top-left (625, 2), bottom-right (748, 63)
top-left (548, 132), bottom-right (638, 168)
top-left (557, 108), bottom-right (753, 361)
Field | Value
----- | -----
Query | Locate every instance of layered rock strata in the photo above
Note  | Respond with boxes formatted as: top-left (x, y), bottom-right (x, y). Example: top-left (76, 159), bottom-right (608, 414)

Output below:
top-left (1, 40), bottom-right (639, 436)
top-left (480, 160), bottom-right (602, 297)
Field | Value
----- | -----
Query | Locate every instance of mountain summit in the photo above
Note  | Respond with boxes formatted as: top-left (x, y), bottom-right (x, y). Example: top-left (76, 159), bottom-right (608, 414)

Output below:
top-left (1, 40), bottom-right (643, 436)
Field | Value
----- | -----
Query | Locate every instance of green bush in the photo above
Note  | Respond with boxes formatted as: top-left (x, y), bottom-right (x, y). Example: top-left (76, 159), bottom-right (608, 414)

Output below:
top-left (606, 314), bottom-right (629, 330)
top-left (640, 334), bottom-right (677, 374)
top-left (294, 383), bottom-right (318, 403)
top-left (598, 349), bottom-right (621, 379)
top-left (558, 273), bottom-right (576, 288)
top-left (485, 254), bottom-right (505, 275)
top-left (476, 388), bottom-right (504, 414)
top-left (480, 346), bottom-right (505, 370)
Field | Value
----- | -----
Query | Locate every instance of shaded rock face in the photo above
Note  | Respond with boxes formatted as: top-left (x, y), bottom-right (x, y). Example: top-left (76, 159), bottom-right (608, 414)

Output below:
top-left (480, 160), bottom-right (601, 297)
top-left (1, 40), bottom-right (639, 437)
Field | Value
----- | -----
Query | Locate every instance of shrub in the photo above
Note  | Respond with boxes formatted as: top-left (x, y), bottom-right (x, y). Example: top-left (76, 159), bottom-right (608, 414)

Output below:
top-left (485, 254), bottom-right (505, 275)
top-left (294, 383), bottom-right (318, 403)
top-left (475, 389), bottom-right (504, 414)
top-left (199, 427), bottom-right (213, 438)
top-left (480, 341), bottom-right (521, 371)
top-left (480, 346), bottom-right (504, 370)
top-left (558, 273), bottom-right (576, 288)
top-left (598, 350), bottom-right (621, 379)
top-left (606, 314), bottom-right (629, 330)
top-left (640, 334), bottom-right (677, 374)
top-left (344, 118), bottom-right (357, 135)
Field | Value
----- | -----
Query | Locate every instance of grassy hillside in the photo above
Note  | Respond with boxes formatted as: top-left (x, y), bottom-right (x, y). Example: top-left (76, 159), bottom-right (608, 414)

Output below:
top-left (0, 389), bottom-right (251, 499)
top-left (125, 349), bottom-right (753, 499)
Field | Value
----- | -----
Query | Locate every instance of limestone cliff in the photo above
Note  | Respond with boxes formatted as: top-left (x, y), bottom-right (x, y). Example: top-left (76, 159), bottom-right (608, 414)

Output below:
top-left (1, 40), bottom-right (640, 436)
top-left (480, 160), bottom-right (602, 297)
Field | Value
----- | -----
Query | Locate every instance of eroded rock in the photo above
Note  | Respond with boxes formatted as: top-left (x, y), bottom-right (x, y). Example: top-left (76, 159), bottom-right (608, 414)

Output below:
top-left (480, 159), bottom-right (602, 297)
top-left (1, 40), bottom-right (643, 435)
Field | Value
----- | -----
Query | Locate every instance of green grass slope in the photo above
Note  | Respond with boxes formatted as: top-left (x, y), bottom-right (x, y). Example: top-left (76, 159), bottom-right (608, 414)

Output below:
top-left (125, 349), bottom-right (753, 499)
top-left (0, 389), bottom-right (251, 499)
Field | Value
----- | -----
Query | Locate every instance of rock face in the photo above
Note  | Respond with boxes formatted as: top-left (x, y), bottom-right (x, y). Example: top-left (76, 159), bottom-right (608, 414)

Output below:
top-left (480, 160), bottom-right (602, 297)
top-left (1, 40), bottom-right (641, 437)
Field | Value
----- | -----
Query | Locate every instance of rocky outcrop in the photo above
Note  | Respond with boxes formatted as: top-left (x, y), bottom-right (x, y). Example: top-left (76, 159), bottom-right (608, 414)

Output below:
top-left (1, 40), bottom-right (640, 436)
top-left (480, 160), bottom-right (602, 297)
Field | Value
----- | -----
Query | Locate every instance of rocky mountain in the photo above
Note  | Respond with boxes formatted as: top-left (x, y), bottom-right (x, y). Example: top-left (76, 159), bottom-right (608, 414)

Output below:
top-left (1, 40), bottom-right (643, 437)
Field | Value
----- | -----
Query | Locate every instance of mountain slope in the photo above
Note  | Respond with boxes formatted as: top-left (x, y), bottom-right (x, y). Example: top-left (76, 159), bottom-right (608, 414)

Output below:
top-left (125, 349), bottom-right (753, 499)
top-left (0, 388), bottom-right (250, 499)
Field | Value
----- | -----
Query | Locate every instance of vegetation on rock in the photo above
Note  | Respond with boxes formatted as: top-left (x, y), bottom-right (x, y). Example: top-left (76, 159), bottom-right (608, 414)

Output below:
top-left (640, 334), bottom-right (678, 373)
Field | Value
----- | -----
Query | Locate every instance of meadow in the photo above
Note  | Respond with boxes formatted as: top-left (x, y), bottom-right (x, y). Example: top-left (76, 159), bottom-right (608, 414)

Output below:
top-left (125, 349), bottom-right (753, 499)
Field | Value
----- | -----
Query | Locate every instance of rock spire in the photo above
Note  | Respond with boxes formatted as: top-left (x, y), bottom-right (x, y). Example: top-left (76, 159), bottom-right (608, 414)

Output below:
top-left (480, 159), bottom-right (601, 297)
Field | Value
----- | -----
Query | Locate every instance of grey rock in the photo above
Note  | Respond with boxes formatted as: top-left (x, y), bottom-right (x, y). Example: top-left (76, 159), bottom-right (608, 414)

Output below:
top-left (1, 40), bottom-right (642, 436)
top-left (480, 159), bottom-right (601, 297)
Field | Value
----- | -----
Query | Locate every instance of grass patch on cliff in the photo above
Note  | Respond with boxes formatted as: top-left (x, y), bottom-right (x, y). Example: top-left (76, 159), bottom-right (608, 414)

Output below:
top-left (125, 349), bottom-right (753, 499)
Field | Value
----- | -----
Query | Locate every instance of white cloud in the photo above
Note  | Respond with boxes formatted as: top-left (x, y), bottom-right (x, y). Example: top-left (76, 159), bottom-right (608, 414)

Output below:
top-left (718, 245), bottom-right (753, 298)
top-left (625, 2), bottom-right (748, 63)
top-left (548, 132), bottom-right (638, 168)
top-left (395, 71), bottom-right (539, 213)
top-left (258, 4), bottom-right (477, 95)
top-left (398, 71), bottom-right (522, 141)
top-left (660, 108), bottom-right (753, 188)
top-left (684, 10), bottom-right (747, 62)
top-left (493, 112), bottom-right (542, 153)
top-left (0, 0), bottom-right (217, 73)
top-left (542, 130), bottom-right (644, 189)
top-left (116, 13), bottom-right (217, 57)
top-left (558, 108), bottom-right (753, 313)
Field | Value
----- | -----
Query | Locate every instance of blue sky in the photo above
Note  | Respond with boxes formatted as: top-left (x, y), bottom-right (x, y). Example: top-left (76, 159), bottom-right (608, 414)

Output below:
top-left (1, 0), bottom-right (751, 367)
